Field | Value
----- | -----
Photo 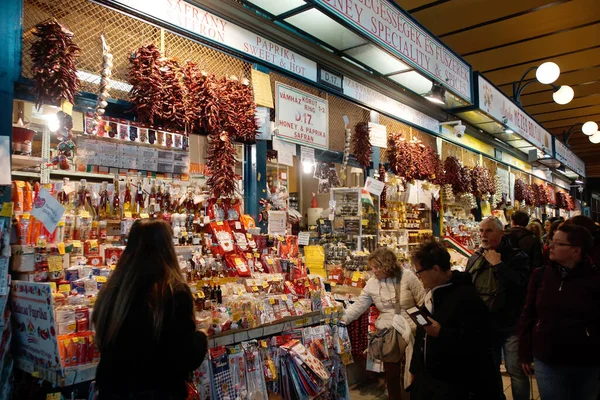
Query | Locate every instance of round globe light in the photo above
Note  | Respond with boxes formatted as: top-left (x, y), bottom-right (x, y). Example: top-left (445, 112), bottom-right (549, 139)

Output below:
top-left (552, 85), bottom-right (574, 105)
top-left (536, 62), bottom-right (560, 84)
top-left (589, 131), bottom-right (600, 144)
top-left (582, 121), bottom-right (598, 136)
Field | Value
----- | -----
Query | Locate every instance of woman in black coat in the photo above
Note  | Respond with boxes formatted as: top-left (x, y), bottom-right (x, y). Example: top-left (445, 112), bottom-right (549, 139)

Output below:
top-left (408, 240), bottom-right (499, 400)
top-left (93, 220), bottom-right (208, 399)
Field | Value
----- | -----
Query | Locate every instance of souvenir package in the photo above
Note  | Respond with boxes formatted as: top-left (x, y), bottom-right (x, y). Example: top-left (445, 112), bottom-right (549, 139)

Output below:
top-left (228, 346), bottom-right (248, 400)
top-left (207, 198), bottom-right (226, 221)
top-left (279, 339), bottom-right (329, 398)
top-left (279, 235), bottom-right (299, 258)
top-left (192, 359), bottom-right (212, 400)
top-left (227, 199), bottom-right (242, 221)
top-left (209, 346), bottom-right (236, 400)
top-left (334, 325), bottom-right (354, 366)
top-left (242, 340), bottom-right (268, 400)
top-left (228, 220), bottom-right (249, 251)
top-left (209, 222), bottom-right (235, 254)
top-left (225, 253), bottom-right (251, 277)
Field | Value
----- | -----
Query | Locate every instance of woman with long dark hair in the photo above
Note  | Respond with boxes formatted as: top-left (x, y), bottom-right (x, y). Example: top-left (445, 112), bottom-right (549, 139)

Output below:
top-left (93, 219), bottom-right (207, 399)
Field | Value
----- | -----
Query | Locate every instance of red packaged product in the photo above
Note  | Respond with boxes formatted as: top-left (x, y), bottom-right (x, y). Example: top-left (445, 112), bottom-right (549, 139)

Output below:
top-left (225, 253), bottom-right (251, 277)
top-left (279, 235), bottom-right (299, 258)
top-left (209, 222), bottom-right (235, 254)
top-left (104, 247), bottom-right (124, 266)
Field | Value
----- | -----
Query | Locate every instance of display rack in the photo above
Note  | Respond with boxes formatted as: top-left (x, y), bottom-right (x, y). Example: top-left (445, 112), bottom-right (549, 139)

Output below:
top-left (15, 359), bottom-right (97, 388)
top-left (209, 311), bottom-right (323, 348)
top-left (11, 155), bottom-right (46, 170)
top-left (330, 188), bottom-right (379, 252)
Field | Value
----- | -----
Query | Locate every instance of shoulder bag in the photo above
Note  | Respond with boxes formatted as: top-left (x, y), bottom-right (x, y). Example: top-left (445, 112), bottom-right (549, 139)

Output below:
top-left (368, 273), bottom-right (408, 363)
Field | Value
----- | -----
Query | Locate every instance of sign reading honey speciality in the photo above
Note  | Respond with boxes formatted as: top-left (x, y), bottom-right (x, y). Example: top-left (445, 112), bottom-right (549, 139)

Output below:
top-left (314, 0), bottom-right (472, 102)
top-left (275, 82), bottom-right (329, 150)
top-left (107, 0), bottom-right (317, 81)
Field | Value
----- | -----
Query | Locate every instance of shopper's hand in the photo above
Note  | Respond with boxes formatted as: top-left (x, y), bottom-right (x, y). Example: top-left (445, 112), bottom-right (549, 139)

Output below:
top-left (424, 317), bottom-right (441, 338)
top-left (521, 362), bottom-right (534, 377)
top-left (483, 250), bottom-right (502, 266)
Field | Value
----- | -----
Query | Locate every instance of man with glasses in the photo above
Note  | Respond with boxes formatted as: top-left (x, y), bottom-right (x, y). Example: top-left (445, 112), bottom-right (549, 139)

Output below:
top-left (519, 224), bottom-right (600, 400)
top-left (466, 217), bottom-right (530, 400)
top-left (408, 240), bottom-right (498, 400)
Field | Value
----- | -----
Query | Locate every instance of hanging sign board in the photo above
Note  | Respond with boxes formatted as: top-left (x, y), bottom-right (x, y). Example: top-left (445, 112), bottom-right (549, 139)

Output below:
top-left (364, 177), bottom-right (385, 196)
top-left (318, 67), bottom-right (343, 91)
top-left (313, 0), bottom-right (472, 102)
top-left (554, 139), bottom-right (585, 177)
top-left (275, 82), bottom-right (329, 150)
top-left (11, 281), bottom-right (63, 372)
top-left (478, 75), bottom-right (552, 152)
top-left (251, 69), bottom-right (274, 108)
top-left (267, 211), bottom-right (287, 236)
top-left (106, 0), bottom-right (317, 81)
top-left (343, 77), bottom-right (439, 134)
top-left (31, 188), bottom-right (65, 234)
top-left (368, 122), bottom-right (387, 148)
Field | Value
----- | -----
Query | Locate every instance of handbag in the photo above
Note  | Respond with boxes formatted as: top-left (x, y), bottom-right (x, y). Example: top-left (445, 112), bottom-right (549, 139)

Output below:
top-left (368, 274), bottom-right (408, 363)
top-left (186, 381), bottom-right (200, 400)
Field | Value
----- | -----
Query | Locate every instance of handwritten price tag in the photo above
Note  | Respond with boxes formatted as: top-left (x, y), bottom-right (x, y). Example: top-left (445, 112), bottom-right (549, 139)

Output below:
top-left (47, 256), bottom-right (63, 272)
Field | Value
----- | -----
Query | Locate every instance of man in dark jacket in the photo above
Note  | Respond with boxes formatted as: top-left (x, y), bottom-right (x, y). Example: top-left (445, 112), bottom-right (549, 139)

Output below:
top-left (409, 240), bottom-right (498, 400)
top-left (466, 216), bottom-right (530, 400)
top-left (507, 210), bottom-right (543, 269)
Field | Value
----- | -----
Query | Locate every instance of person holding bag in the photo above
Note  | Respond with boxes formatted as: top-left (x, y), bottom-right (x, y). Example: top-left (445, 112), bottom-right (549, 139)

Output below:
top-left (342, 247), bottom-right (425, 399)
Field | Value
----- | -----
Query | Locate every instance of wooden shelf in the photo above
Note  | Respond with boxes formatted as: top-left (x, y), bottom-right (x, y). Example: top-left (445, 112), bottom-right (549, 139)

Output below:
top-left (11, 155), bottom-right (45, 170)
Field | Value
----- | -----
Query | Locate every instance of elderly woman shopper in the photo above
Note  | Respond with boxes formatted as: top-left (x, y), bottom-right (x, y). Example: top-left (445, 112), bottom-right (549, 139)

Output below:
top-left (519, 224), bottom-right (600, 400)
top-left (342, 247), bottom-right (425, 400)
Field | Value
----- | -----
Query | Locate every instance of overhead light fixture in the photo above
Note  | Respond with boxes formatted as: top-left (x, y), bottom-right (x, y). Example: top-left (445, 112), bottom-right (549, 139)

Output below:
top-left (535, 62), bottom-right (560, 84)
top-left (574, 177), bottom-right (584, 184)
top-left (504, 126), bottom-right (514, 134)
top-left (424, 83), bottom-right (446, 105)
top-left (590, 131), bottom-right (600, 144)
top-left (501, 116), bottom-right (514, 134)
top-left (513, 61), bottom-right (571, 106)
top-left (582, 121), bottom-right (598, 136)
top-left (302, 160), bottom-right (315, 174)
top-left (552, 85), bottom-right (574, 105)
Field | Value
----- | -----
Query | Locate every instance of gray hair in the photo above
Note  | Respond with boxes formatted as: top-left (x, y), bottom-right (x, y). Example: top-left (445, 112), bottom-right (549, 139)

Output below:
top-left (481, 216), bottom-right (504, 232)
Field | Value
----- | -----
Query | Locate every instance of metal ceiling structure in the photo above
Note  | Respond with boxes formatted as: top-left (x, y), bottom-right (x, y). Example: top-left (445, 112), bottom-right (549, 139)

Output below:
top-left (397, 0), bottom-right (600, 177)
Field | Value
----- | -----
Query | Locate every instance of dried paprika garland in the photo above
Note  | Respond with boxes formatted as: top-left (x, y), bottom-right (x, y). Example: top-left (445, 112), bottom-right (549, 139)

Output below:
top-left (206, 132), bottom-right (240, 198)
top-left (221, 76), bottom-right (258, 143)
top-left (443, 156), bottom-right (463, 194)
top-left (182, 61), bottom-right (204, 134)
top-left (514, 179), bottom-right (527, 203)
top-left (129, 44), bottom-right (163, 125)
top-left (472, 165), bottom-right (494, 197)
top-left (378, 164), bottom-right (387, 208)
top-left (156, 57), bottom-right (188, 131)
top-left (30, 20), bottom-right (81, 109)
top-left (353, 122), bottom-right (372, 169)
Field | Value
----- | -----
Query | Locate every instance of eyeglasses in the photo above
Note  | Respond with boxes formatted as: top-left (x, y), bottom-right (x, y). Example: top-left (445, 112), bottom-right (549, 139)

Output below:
top-left (415, 268), bottom-right (431, 277)
top-left (549, 241), bottom-right (576, 247)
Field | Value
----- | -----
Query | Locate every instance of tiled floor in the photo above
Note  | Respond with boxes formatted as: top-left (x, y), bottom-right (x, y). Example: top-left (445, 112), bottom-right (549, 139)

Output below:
top-left (348, 372), bottom-right (541, 399)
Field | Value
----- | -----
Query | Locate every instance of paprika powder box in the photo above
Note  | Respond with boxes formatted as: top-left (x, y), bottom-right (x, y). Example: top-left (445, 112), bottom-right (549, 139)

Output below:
top-left (103, 246), bottom-right (124, 266)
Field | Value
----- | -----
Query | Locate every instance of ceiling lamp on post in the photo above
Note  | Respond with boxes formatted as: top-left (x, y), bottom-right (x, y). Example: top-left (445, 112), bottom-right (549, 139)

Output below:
top-left (424, 83), bottom-right (446, 105)
top-left (513, 61), bottom-right (574, 106)
top-left (563, 121), bottom-right (599, 145)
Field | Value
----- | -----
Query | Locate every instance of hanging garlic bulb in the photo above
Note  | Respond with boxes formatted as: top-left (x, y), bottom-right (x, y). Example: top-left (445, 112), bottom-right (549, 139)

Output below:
top-left (90, 35), bottom-right (113, 131)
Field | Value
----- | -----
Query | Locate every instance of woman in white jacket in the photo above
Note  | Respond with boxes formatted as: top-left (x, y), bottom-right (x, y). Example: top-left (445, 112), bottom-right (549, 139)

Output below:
top-left (342, 247), bottom-right (425, 399)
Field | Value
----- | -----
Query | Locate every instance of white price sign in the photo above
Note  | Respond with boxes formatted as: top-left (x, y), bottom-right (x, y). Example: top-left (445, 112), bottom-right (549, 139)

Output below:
top-left (275, 82), bottom-right (329, 150)
top-left (364, 177), bottom-right (385, 196)
top-left (368, 122), bottom-right (387, 148)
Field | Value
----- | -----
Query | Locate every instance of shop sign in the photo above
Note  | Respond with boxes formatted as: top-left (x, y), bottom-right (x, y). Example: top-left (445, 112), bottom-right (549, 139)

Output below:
top-left (343, 77), bottom-right (439, 134)
top-left (364, 177), bottom-right (385, 196)
top-left (478, 76), bottom-right (552, 152)
top-left (313, 0), bottom-right (472, 102)
top-left (318, 67), bottom-right (343, 91)
top-left (10, 281), bottom-right (62, 372)
top-left (275, 82), bottom-right (329, 150)
top-left (267, 210), bottom-right (287, 236)
top-left (107, 0), bottom-right (317, 81)
top-left (554, 139), bottom-right (585, 177)
top-left (368, 122), bottom-right (387, 148)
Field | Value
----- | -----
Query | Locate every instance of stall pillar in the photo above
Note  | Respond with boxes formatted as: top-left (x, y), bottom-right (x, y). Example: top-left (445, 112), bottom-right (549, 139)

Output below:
top-left (0, 1), bottom-right (21, 146)
top-left (368, 111), bottom-right (380, 180)
top-left (244, 141), bottom-right (267, 223)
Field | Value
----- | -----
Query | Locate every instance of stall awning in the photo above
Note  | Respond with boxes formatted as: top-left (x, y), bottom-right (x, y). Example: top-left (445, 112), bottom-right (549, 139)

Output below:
top-left (242, 0), bottom-right (473, 108)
